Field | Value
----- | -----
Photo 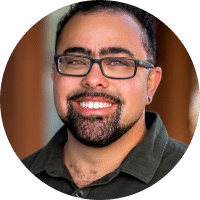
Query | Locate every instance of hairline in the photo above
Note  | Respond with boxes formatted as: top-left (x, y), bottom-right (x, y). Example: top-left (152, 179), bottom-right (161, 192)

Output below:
top-left (56, 8), bottom-right (153, 63)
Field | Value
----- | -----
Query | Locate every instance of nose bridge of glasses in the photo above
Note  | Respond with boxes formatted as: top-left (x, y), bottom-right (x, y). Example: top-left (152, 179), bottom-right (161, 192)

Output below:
top-left (88, 58), bottom-right (104, 74)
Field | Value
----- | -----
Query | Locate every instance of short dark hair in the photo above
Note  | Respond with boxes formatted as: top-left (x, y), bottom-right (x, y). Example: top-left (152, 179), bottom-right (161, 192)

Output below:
top-left (55, 0), bottom-right (157, 64)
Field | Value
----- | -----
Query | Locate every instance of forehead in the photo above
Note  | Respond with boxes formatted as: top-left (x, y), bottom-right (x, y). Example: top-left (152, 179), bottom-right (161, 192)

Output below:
top-left (57, 10), bottom-right (148, 59)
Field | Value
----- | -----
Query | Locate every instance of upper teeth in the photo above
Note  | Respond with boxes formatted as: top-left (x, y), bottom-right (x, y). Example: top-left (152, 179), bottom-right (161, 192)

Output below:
top-left (80, 102), bottom-right (112, 109)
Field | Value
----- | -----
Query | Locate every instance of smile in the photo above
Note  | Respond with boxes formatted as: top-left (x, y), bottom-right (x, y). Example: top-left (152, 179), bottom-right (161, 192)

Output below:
top-left (80, 101), bottom-right (112, 109)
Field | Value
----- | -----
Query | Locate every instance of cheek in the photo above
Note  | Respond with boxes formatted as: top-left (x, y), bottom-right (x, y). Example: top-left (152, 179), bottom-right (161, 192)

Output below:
top-left (53, 76), bottom-right (81, 117)
top-left (117, 78), bottom-right (148, 123)
top-left (126, 82), bottom-right (147, 108)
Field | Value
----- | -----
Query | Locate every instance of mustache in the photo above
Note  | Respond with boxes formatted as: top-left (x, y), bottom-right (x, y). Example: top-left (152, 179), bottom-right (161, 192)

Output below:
top-left (68, 91), bottom-right (123, 105)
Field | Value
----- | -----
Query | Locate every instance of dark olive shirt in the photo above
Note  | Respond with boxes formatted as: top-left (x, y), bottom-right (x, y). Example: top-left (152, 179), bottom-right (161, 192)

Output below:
top-left (22, 112), bottom-right (187, 199)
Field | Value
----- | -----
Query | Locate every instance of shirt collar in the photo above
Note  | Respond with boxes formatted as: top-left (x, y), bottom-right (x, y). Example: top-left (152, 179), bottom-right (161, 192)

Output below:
top-left (30, 112), bottom-right (168, 184)
top-left (120, 112), bottom-right (168, 183)
top-left (30, 125), bottom-right (68, 175)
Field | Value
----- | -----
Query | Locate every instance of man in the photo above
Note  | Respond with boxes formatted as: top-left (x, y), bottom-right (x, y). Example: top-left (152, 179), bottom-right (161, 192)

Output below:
top-left (22, 0), bottom-right (187, 199)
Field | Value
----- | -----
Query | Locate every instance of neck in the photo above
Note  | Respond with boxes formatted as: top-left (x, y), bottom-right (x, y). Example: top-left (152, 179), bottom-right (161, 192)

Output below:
top-left (63, 113), bottom-right (147, 188)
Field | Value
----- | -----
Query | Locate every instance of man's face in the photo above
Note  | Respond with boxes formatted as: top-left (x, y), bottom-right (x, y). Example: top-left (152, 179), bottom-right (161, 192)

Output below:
top-left (52, 11), bottom-right (153, 147)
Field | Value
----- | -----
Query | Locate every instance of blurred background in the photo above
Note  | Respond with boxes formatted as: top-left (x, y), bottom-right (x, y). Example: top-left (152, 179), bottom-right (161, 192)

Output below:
top-left (1, 5), bottom-right (199, 160)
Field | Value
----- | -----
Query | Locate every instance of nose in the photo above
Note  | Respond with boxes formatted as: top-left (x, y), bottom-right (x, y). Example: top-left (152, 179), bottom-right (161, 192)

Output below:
top-left (81, 63), bottom-right (109, 89)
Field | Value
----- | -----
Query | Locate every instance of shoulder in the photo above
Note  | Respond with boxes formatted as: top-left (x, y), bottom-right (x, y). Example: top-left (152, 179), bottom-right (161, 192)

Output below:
top-left (151, 137), bottom-right (188, 182)
top-left (21, 148), bottom-right (44, 170)
top-left (161, 137), bottom-right (188, 169)
top-left (21, 125), bottom-right (67, 171)
top-left (165, 137), bottom-right (187, 155)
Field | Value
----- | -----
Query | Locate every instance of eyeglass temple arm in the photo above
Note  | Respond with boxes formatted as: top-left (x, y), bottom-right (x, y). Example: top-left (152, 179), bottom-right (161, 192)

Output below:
top-left (138, 60), bottom-right (154, 69)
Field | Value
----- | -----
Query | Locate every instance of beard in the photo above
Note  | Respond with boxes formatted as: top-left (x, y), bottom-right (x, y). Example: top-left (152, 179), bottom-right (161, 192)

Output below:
top-left (63, 91), bottom-right (137, 148)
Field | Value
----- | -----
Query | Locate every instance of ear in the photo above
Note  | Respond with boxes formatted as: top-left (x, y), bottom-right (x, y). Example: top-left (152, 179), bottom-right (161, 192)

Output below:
top-left (146, 67), bottom-right (162, 105)
top-left (51, 63), bottom-right (57, 82)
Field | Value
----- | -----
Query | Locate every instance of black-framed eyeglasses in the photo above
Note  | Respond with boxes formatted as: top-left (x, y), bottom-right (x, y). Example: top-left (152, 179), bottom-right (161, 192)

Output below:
top-left (54, 54), bottom-right (154, 79)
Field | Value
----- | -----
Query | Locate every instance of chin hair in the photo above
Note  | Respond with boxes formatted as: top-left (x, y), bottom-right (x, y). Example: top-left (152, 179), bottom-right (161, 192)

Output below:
top-left (64, 102), bottom-right (138, 148)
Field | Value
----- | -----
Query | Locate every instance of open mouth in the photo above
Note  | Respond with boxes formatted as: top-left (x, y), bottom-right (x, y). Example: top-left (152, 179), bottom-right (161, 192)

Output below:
top-left (79, 101), bottom-right (112, 109)
top-left (72, 98), bottom-right (116, 116)
top-left (68, 92), bottom-right (121, 116)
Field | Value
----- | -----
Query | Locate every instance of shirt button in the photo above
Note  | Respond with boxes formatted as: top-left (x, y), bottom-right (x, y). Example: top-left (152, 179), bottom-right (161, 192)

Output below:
top-left (76, 190), bottom-right (84, 197)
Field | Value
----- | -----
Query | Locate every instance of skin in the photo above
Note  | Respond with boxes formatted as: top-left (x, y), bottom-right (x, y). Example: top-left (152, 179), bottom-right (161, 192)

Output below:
top-left (51, 10), bottom-right (162, 188)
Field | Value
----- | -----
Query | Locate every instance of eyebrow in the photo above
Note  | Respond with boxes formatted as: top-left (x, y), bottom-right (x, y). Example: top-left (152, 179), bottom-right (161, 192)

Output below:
top-left (64, 47), bottom-right (92, 56)
top-left (63, 46), bottom-right (135, 57)
top-left (100, 47), bottom-right (135, 57)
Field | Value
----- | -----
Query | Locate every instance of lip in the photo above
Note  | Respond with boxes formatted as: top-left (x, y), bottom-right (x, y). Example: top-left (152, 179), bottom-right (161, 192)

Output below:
top-left (72, 97), bottom-right (117, 116)
top-left (75, 96), bottom-right (116, 104)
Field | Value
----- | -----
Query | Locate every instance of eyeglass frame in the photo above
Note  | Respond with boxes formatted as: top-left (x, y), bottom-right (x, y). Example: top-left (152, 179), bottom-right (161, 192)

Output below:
top-left (54, 54), bottom-right (154, 80)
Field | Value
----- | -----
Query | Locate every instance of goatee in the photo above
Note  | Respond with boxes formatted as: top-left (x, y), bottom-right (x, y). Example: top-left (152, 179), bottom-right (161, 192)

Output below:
top-left (63, 91), bottom-right (136, 147)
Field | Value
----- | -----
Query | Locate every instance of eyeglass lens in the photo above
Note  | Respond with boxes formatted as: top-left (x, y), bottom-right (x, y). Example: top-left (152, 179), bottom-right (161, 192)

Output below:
top-left (58, 56), bottom-right (136, 78)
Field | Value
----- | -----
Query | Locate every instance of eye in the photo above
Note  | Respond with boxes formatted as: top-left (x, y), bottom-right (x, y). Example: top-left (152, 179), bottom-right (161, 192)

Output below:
top-left (106, 59), bottom-right (128, 66)
top-left (67, 59), bottom-right (86, 65)
top-left (111, 61), bottom-right (125, 66)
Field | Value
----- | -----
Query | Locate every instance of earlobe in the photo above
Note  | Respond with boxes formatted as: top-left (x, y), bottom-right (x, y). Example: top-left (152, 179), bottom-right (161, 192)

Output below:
top-left (146, 67), bottom-right (162, 105)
